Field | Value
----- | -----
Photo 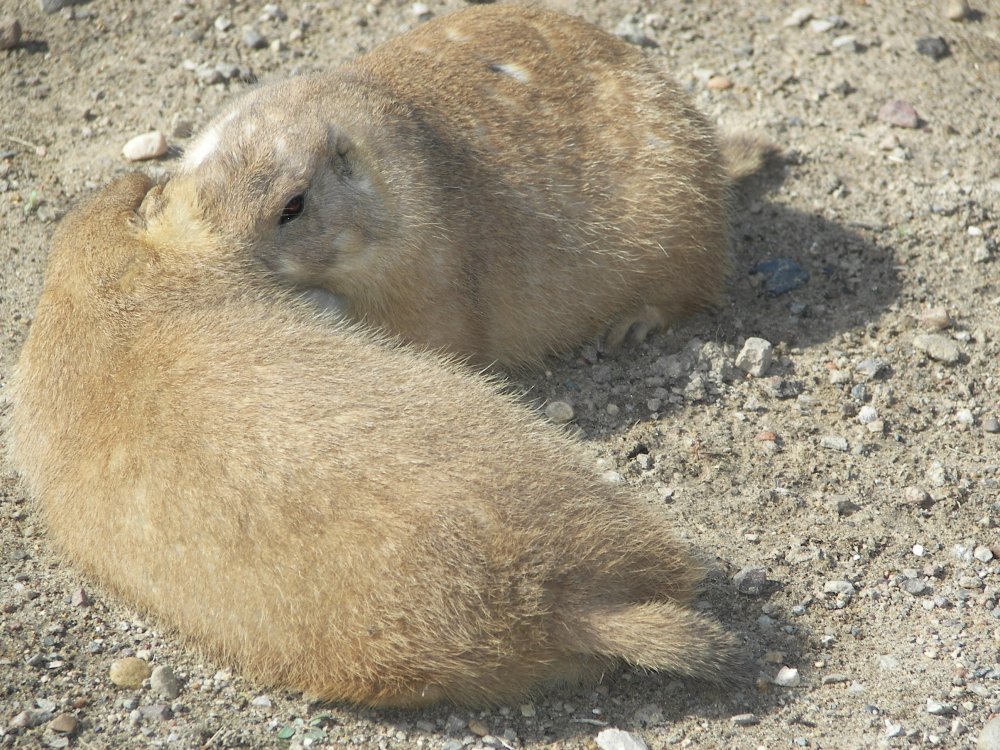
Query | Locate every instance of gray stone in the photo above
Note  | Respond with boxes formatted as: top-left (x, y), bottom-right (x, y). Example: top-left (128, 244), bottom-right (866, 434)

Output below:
top-left (974, 546), bottom-right (994, 563)
top-left (856, 358), bottom-right (889, 379)
top-left (824, 580), bottom-right (855, 596)
top-left (544, 400), bottom-right (574, 424)
top-left (732, 713), bottom-right (759, 726)
top-left (901, 578), bottom-right (929, 596)
top-left (150, 665), bottom-right (180, 700)
top-left (984, 417), bottom-right (1000, 434)
top-left (926, 699), bottom-right (954, 716)
top-left (773, 666), bottom-right (801, 687)
top-left (38, 0), bottom-right (87, 12)
top-left (979, 715), bottom-right (1000, 750)
top-left (821, 435), bottom-right (849, 452)
top-left (736, 337), bottom-right (774, 377)
top-left (241, 27), bottom-right (267, 49)
top-left (734, 567), bottom-right (768, 596)
top-left (596, 728), bottom-right (649, 750)
top-left (913, 334), bottom-right (961, 364)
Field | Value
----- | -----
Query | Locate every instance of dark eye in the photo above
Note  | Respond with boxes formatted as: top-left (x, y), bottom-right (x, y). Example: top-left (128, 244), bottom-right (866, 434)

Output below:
top-left (280, 194), bottom-right (305, 225)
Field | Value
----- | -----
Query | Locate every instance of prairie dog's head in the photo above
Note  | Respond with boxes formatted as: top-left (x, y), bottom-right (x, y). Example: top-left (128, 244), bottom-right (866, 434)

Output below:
top-left (172, 75), bottom-right (392, 293)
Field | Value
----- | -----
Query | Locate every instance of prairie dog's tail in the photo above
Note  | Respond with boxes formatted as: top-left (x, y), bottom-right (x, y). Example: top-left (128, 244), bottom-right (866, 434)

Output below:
top-left (569, 601), bottom-right (750, 687)
top-left (720, 133), bottom-right (779, 183)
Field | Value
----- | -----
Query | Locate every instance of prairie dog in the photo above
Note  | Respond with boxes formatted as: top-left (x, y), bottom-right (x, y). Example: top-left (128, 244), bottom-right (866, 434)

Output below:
top-left (9, 173), bottom-right (746, 707)
top-left (171, 4), bottom-right (752, 368)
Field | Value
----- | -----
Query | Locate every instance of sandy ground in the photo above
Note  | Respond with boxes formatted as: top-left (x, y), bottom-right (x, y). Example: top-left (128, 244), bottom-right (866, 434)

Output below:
top-left (2, 0), bottom-right (999, 748)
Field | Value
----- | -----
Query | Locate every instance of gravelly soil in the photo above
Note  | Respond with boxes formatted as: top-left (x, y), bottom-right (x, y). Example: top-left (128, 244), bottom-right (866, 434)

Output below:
top-left (1, 1), bottom-right (999, 748)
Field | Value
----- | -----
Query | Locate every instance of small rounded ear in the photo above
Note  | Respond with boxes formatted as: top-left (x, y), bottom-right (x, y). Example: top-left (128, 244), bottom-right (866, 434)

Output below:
top-left (136, 182), bottom-right (166, 227)
top-left (331, 132), bottom-right (354, 177)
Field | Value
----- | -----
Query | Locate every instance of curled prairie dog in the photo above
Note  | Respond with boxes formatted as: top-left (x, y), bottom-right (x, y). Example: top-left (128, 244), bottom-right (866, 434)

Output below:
top-left (9, 173), bottom-right (747, 707)
top-left (170, 4), bottom-right (765, 368)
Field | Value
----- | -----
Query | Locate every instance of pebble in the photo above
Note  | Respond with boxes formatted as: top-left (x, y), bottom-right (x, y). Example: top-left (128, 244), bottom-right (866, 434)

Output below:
top-left (809, 18), bottom-right (835, 33)
top-left (920, 306), bottom-right (953, 330)
top-left (734, 567), bottom-right (768, 595)
top-left (735, 337), bottom-right (773, 377)
top-left (824, 580), bottom-right (855, 596)
top-left (468, 719), bottom-right (489, 736)
top-left (151, 665), bottom-right (180, 699)
top-left (545, 400), bottom-right (575, 424)
top-left (70, 587), bottom-right (91, 607)
top-left (732, 713), bottom-right (759, 726)
top-left (822, 674), bottom-right (850, 685)
top-left (878, 100), bottom-right (921, 129)
top-left (832, 34), bottom-right (858, 51)
top-left (251, 695), bottom-right (272, 708)
top-left (519, 703), bottom-right (536, 718)
top-left (958, 576), bottom-right (983, 590)
top-left (957, 409), bottom-right (975, 428)
top-left (985, 417), bottom-right (1000, 433)
top-left (902, 578), bottom-right (929, 596)
top-left (835, 497), bottom-right (860, 516)
top-left (260, 4), bottom-right (287, 22)
top-left (750, 257), bottom-right (809, 296)
top-left (885, 721), bottom-right (905, 738)
top-left (821, 435), bottom-right (849, 452)
top-left (945, 0), bottom-right (971, 21)
top-left (916, 36), bottom-right (951, 60)
top-left (614, 16), bottom-right (657, 48)
top-left (706, 75), bottom-right (733, 90)
top-left (904, 486), bottom-right (934, 508)
top-left (974, 546), bottom-right (994, 563)
top-left (109, 656), bottom-right (152, 688)
top-left (49, 713), bottom-right (78, 734)
top-left (856, 358), bottom-right (889, 379)
top-left (11, 709), bottom-right (51, 728)
top-left (857, 405), bottom-right (879, 425)
top-left (926, 699), bottom-right (954, 716)
top-left (241, 27), bottom-right (267, 49)
top-left (122, 131), bottom-right (168, 161)
top-left (139, 703), bottom-right (173, 721)
top-left (773, 666), bottom-right (801, 687)
top-left (596, 728), bottom-right (649, 750)
top-left (213, 15), bottom-right (233, 32)
top-left (979, 715), bottom-right (1000, 750)
top-left (783, 7), bottom-right (814, 27)
top-left (0, 15), bottom-right (21, 50)
top-left (38, 0), bottom-right (84, 12)
top-left (913, 334), bottom-right (961, 364)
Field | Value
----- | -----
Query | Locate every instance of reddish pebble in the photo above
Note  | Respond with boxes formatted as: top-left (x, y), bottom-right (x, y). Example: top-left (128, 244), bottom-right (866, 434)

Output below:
top-left (71, 587), bottom-right (91, 607)
top-left (49, 713), bottom-right (78, 734)
top-left (755, 431), bottom-right (778, 442)
top-left (878, 100), bottom-right (920, 129)
top-left (707, 75), bottom-right (733, 90)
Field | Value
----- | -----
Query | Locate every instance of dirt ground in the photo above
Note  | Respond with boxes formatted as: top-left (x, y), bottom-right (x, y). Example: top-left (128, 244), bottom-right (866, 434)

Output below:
top-left (1, 0), bottom-right (999, 748)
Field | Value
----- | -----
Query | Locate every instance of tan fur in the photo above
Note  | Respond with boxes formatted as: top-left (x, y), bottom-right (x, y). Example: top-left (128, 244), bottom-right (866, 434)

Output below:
top-left (169, 4), bottom-right (763, 368)
top-left (8, 173), bottom-right (747, 707)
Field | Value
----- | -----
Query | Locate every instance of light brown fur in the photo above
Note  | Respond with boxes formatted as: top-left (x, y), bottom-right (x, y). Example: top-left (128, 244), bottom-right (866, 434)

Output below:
top-left (171, 4), bottom-right (759, 368)
top-left (9, 173), bottom-right (747, 707)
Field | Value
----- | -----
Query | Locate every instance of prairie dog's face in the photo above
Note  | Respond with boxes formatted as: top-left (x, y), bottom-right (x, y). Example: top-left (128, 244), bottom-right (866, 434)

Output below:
top-left (174, 78), bottom-right (389, 294)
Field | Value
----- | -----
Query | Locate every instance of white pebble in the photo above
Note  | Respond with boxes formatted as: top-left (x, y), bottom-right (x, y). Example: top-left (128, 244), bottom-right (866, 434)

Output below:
top-left (820, 435), bottom-right (849, 452)
top-left (956, 409), bottom-right (975, 427)
top-left (912, 544), bottom-right (925, 557)
top-left (824, 580), bottom-right (855, 596)
top-left (773, 666), bottom-right (801, 687)
top-left (857, 405), bottom-right (878, 425)
top-left (783, 7), bottom-right (813, 27)
top-left (974, 546), bottom-right (994, 563)
top-left (735, 337), bottom-right (773, 377)
top-left (596, 728), bottom-right (649, 750)
top-left (122, 131), bottom-right (167, 161)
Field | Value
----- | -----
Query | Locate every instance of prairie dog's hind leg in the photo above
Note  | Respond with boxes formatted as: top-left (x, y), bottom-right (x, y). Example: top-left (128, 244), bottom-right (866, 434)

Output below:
top-left (603, 304), bottom-right (667, 350)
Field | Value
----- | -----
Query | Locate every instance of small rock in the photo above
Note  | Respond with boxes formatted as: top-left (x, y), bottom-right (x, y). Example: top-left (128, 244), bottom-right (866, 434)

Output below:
top-left (957, 409), bottom-right (975, 428)
top-left (750, 257), bottom-right (809, 296)
top-left (734, 567), bottom-right (768, 595)
top-left (468, 719), bottom-right (489, 737)
top-left (913, 334), bottom-right (961, 364)
top-left (857, 405), bottom-right (879, 425)
top-left (902, 578), bottom-right (929, 596)
top-left (832, 34), bottom-right (858, 51)
top-left (732, 713), bottom-right (759, 726)
top-left (878, 100), bottom-right (921, 129)
top-left (38, 0), bottom-right (85, 12)
top-left (856, 358), bottom-right (889, 379)
top-left (260, 4), bottom-right (287, 22)
top-left (885, 721), bottom-right (905, 738)
top-left (596, 728), bottom-right (649, 750)
top-left (139, 703), bottom-right (173, 721)
top-left (926, 699), bottom-right (954, 716)
top-left (213, 15), bottom-right (233, 32)
top-left (544, 400), bottom-right (574, 424)
top-left (916, 36), bottom-right (951, 60)
top-left (195, 64), bottom-right (224, 85)
top-left (70, 587), bottom-right (91, 607)
top-left (783, 7), bottom-right (814, 27)
top-left (49, 713), bottom-right (78, 734)
top-left (809, 18), bottom-right (835, 33)
top-left (632, 703), bottom-right (663, 726)
top-left (706, 75), bottom-right (733, 90)
top-left (251, 695), bottom-right (272, 708)
top-left (773, 666), bottom-right (801, 687)
top-left (974, 546), bottom-right (994, 563)
top-left (241, 27), bottom-right (267, 49)
top-left (904, 486), bottom-right (934, 508)
top-left (821, 435), bottom-right (849, 452)
top-left (11, 709), bottom-right (51, 728)
top-left (519, 703), bottom-right (536, 718)
top-left (150, 665), bottom-right (180, 700)
top-left (614, 16), bottom-right (657, 48)
top-left (984, 416), bottom-right (1000, 433)
top-left (979, 715), bottom-right (1000, 750)
top-left (824, 580), bottom-right (855, 597)
top-left (0, 16), bottom-right (22, 50)
top-left (822, 674), bottom-right (850, 685)
top-left (835, 497), bottom-right (861, 516)
top-left (920, 306), bottom-right (953, 330)
top-left (735, 337), bottom-right (773, 377)
top-left (122, 131), bottom-right (167, 162)
top-left (109, 656), bottom-right (152, 688)
top-left (945, 0), bottom-right (970, 21)
top-left (958, 576), bottom-right (983, 590)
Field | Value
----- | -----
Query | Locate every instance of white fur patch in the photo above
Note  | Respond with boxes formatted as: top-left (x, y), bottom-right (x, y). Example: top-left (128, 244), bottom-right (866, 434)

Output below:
top-left (181, 109), bottom-right (240, 171)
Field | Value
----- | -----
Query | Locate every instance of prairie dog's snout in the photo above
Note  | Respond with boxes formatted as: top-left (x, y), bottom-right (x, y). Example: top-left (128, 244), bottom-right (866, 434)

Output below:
top-left (172, 4), bottom-right (767, 368)
top-left (10, 173), bottom-right (748, 707)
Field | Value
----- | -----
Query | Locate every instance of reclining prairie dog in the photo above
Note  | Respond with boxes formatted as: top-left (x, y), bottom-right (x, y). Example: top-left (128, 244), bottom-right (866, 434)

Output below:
top-left (9, 173), bottom-right (747, 707)
top-left (170, 4), bottom-right (767, 368)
